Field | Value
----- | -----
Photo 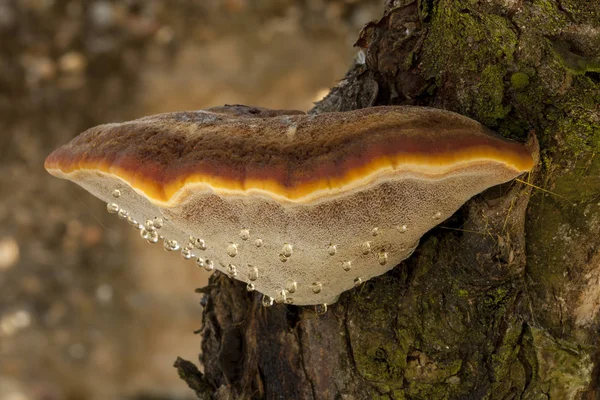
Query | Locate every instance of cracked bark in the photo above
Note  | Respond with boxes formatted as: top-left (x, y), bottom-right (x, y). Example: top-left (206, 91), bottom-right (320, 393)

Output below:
top-left (179, 0), bottom-right (600, 398)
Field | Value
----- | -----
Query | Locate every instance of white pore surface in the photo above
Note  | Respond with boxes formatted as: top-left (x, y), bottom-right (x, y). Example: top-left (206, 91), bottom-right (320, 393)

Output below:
top-left (59, 163), bottom-right (519, 305)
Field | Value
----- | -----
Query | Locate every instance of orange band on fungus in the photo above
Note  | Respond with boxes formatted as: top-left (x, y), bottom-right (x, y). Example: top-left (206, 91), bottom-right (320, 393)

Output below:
top-left (44, 106), bottom-right (534, 204)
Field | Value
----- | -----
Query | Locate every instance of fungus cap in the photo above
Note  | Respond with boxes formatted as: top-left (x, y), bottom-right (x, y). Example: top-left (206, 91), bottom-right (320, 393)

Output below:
top-left (45, 105), bottom-right (535, 305)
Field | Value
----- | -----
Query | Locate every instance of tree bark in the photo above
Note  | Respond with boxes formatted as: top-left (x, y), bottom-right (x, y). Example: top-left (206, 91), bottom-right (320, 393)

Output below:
top-left (178, 0), bottom-right (600, 398)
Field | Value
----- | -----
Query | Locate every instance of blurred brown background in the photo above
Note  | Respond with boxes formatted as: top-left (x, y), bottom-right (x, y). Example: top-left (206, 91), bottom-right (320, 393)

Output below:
top-left (0, 1), bottom-right (380, 399)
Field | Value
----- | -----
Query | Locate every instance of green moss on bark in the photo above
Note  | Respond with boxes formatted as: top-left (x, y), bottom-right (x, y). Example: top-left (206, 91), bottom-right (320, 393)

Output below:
top-left (420, 0), bottom-right (517, 127)
top-left (419, 0), bottom-right (600, 156)
top-left (510, 72), bottom-right (530, 90)
top-left (487, 321), bottom-right (528, 399)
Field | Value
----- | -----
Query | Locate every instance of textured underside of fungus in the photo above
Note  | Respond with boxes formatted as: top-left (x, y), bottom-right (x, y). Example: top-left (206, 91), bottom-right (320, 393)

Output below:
top-left (45, 105), bottom-right (535, 306)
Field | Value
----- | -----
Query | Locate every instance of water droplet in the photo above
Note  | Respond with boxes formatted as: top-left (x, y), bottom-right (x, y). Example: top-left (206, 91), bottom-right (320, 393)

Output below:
top-left (196, 258), bottom-right (213, 271)
top-left (371, 227), bottom-right (379, 236)
top-left (227, 243), bottom-right (238, 257)
top-left (311, 282), bottom-right (322, 294)
top-left (117, 209), bottom-right (128, 220)
top-left (433, 212), bottom-right (442, 220)
top-left (127, 216), bottom-right (138, 226)
top-left (398, 225), bottom-right (407, 233)
top-left (361, 241), bottom-right (371, 255)
top-left (315, 303), bottom-right (328, 315)
top-left (239, 229), bottom-right (250, 241)
top-left (112, 189), bottom-right (121, 198)
top-left (246, 283), bottom-right (255, 292)
top-left (262, 295), bottom-right (274, 307)
top-left (144, 219), bottom-right (155, 231)
top-left (254, 238), bottom-right (263, 247)
top-left (248, 265), bottom-right (259, 281)
top-left (275, 289), bottom-right (287, 304)
top-left (279, 253), bottom-right (288, 263)
top-left (378, 251), bottom-right (388, 265)
top-left (194, 238), bottom-right (207, 250)
top-left (227, 264), bottom-right (237, 277)
top-left (181, 249), bottom-right (193, 260)
top-left (281, 243), bottom-right (293, 257)
top-left (354, 277), bottom-right (363, 287)
top-left (106, 203), bottom-right (119, 214)
top-left (153, 217), bottom-right (164, 229)
top-left (140, 229), bottom-right (151, 240)
top-left (342, 261), bottom-right (352, 271)
top-left (163, 239), bottom-right (180, 252)
top-left (285, 279), bottom-right (297, 293)
top-left (147, 231), bottom-right (159, 244)
top-left (327, 244), bottom-right (337, 256)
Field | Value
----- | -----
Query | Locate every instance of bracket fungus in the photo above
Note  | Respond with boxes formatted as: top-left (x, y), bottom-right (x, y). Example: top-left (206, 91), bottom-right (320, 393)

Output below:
top-left (45, 105), bottom-right (535, 306)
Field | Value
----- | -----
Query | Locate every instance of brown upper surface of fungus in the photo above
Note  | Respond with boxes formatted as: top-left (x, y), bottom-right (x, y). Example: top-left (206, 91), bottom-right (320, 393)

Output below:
top-left (45, 105), bottom-right (535, 305)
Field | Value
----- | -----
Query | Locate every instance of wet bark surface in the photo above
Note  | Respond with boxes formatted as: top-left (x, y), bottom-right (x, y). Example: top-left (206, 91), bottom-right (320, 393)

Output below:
top-left (183, 0), bottom-right (600, 399)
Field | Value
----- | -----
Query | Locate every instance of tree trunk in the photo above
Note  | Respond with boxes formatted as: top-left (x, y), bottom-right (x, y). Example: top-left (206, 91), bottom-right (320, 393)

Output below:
top-left (177, 0), bottom-right (600, 398)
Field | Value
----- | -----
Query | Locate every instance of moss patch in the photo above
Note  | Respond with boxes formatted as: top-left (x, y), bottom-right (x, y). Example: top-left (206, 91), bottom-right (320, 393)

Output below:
top-left (488, 321), bottom-right (528, 398)
top-left (419, 0), bottom-right (600, 155)
top-left (421, 2), bottom-right (517, 127)
top-left (510, 72), bottom-right (530, 90)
